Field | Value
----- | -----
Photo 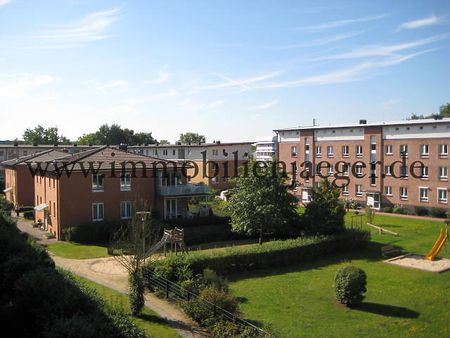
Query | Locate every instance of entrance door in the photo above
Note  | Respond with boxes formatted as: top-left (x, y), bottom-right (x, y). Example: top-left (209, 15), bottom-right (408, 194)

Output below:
top-left (165, 199), bottom-right (177, 219)
top-left (367, 193), bottom-right (380, 209)
top-left (302, 189), bottom-right (311, 203)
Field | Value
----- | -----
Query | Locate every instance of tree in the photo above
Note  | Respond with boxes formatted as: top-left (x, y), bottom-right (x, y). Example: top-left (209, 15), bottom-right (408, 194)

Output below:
top-left (23, 125), bottom-right (69, 145)
top-left (158, 139), bottom-right (170, 145)
top-left (302, 179), bottom-right (346, 235)
top-left (178, 132), bottom-right (206, 145)
top-left (76, 133), bottom-right (97, 145)
top-left (76, 124), bottom-right (156, 145)
top-left (227, 162), bottom-right (298, 244)
top-left (440, 102), bottom-right (450, 117)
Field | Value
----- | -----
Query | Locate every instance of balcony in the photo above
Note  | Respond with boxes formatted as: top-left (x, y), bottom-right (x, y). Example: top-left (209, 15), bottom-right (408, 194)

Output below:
top-left (157, 183), bottom-right (210, 196)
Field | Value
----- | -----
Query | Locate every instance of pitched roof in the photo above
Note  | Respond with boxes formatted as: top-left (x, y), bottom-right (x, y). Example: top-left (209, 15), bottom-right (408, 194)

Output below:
top-left (2, 149), bottom-right (71, 167)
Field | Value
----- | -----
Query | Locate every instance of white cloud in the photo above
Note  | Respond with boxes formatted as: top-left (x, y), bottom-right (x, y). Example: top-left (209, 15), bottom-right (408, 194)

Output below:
top-left (29, 8), bottom-right (120, 49)
top-left (398, 15), bottom-right (444, 31)
top-left (96, 80), bottom-right (129, 91)
top-left (297, 13), bottom-right (389, 33)
top-left (0, 73), bottom-right (54, 101)
top-left (273, 31), bottom-right (363, 50)
top-left (127, 89), bottom-right (178, 105)
top-left (318, 33), bottom-right (449, 60)
top-left (249, 100), bottom-right (279, 110)
top-left (256, 49), bottom-right (434, 88)
top-left (0, 0), bottom-right (11, 8)
top-left (145, 65), bottom-right (172, 84)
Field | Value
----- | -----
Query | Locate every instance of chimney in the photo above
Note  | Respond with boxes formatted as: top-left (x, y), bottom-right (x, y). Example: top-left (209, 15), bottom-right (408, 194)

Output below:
top-left (359, 119), bottom-right (367, 125)
top-left (312, 118), bottom-right (317, 126)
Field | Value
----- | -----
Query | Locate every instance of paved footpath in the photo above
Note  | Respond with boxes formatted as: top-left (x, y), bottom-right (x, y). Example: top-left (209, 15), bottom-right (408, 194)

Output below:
top-left (15, 217), bottom-right (208, 338)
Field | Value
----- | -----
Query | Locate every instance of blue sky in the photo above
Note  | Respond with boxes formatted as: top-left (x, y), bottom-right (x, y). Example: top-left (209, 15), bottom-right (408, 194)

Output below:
top-left (1, 0), bottom-right (449, 142)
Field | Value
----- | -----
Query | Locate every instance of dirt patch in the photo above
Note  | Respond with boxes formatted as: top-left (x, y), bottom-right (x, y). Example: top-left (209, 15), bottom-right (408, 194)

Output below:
top-left (385, 254), bottom-right (450, 273)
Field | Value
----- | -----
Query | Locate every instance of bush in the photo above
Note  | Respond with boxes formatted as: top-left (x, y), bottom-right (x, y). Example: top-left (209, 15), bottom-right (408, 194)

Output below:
top-left (447, 211), bottom-right (450, 219)
top-left (429, 207), bottom-right (448, 218)
top-left (334, 266), bottom-right (367, 306)
top-left (414, 206), bottom-right (429, 216)
top-left (143, 229), bottom-right (370, 281)
top-left (0, 196), bottom-right (13, 212)
top-left (208, 320), bottom-right (267, 338)
top-left (129, 271), bottom-right (145, 316)
top-left (63, 221), bottom-right (122, 244)
top-left (392, 204), bottom-right (407, 214)
top-left (381, 206), bottom-right (393, 213)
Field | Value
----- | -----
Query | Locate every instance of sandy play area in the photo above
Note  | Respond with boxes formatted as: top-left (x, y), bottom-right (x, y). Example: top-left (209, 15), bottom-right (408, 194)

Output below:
top-left (385, 254), bottom-right (450, 273)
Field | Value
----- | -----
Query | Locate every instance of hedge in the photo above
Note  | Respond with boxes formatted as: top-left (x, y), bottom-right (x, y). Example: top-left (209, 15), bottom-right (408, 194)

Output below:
top-left (143, 229), bottom-right (370, 279)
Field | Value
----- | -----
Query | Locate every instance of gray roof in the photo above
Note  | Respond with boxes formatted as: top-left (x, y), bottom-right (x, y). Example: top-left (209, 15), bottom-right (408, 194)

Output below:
top-left (2, 150), bottom-right (72, 167)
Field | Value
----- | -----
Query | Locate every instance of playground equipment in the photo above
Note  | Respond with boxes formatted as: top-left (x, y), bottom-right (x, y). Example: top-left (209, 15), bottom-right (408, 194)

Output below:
top-left (143, 227), bottom-right (187, 258)
top-left (425, 227), bottom-right (448, 261)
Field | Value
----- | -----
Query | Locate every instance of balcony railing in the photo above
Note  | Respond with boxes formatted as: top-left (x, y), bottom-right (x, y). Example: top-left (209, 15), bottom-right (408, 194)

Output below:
top-left (157, 183), bottom-right (210, 196)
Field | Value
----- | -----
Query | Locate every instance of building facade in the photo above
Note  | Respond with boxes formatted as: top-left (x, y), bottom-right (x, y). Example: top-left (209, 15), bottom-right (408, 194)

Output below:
top-left (275, 118), bottom-right (450, 211)
top-left (254, 136), bottom-right (277, 162)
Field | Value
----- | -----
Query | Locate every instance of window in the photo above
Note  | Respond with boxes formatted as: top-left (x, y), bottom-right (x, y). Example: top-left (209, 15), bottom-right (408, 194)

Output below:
top-left (419, 187), bottom-right (429, 202)
top-left (212, 149), bottom-right (219, 156)
top-left (384, 165), bottom-right (392, 176)
top-left (0, 150), bottom-right (4, 157)
top-left (120, 174), bottom-right (131, 191)
top-left (356, 145), bottom-right (363, 156)
top-left (172, 149), bottom-right (176, 156)
top-left (371, 143), bottom-right (376, 151)
top-left (163, 149), bottom-right (168, 156)
top-left (400, 144), bottom-right (408, 156)
top-left (92, 174), bottom-right (105, 191)
top-left (342, 145), bottom-right (349, 156)
top-left (327, 146), bottom-right (334, 157)
top-left (355, 184), bottom-right (362, 196)
top-left (400, 187), bottom-right (408, 199)
top-left (120, 201), bottom-right (132, 219)
top-left (315, 146), bottom-right (322, 156)
top-left (385, 186), bottom-right (392, 196)
top-left (342, 185), bottom-right (349, 195)
top-left (385, 145), bottom-right (393, 155)
top-left (53, 202), bottom-right (56, 217)
top-left (438, 188), bottom-right (448, 203)
top-left (342, 163), bottom-right (349, 176)
top-left (356, 164), bottom-right (364, 176)
top-left (420, 144), bottom-right (429, 156)
top-left (439, 144), bottom-right (448, 156)
top-left (291, 146), bottom-right (297, 157)
top-left (439, 166), bottom-right (448, 179)
top-left (327, 164), bottom-right (333, 175)
top-left (421, 166), bottom-right (429, 179)
top-left (92, 203), bottom-right (104, 221)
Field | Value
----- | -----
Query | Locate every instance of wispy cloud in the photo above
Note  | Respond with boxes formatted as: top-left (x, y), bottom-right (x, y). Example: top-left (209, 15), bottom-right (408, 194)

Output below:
top-left (145, 65), bottom-right (172, 84)
top-left (318, 33), bottom-right (449, 60)
top-left (128, 89), bottom-right (178, 105)
top-left (28, 8), bottom-right (120, 49)
top-left (0, 0), bottom-right (11, 8)
top-left (249, 100), bottom-right (279, 110)
top-left (398, 15), bottom-right (444, 31)
top-left (193, 70), bottom-right (283, 93)
top-left (0, 73), bottom-right (54, 101)
top-left (273, 31), bottom-right (363, 50)
top-left (96, 80), bottom-right (129, 91)
top-left (255, 49), bottom-right (434, 88)
top-left (297, 13), bottom-right (389, 33)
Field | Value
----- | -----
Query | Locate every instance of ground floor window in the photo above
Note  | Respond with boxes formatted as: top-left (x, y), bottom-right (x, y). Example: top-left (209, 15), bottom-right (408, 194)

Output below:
top-left (92, 203), bottom-right (104, 222)
top-left (120, 201), bottom-right (132, 219)
top-left (437, 188), bottom-right (448, 203)
top-left (419, 187), bottom-right (429, 202)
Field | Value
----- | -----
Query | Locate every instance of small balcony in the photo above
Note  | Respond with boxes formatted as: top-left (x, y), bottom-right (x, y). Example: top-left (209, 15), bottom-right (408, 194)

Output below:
top-left (157, 183), bottom-right (210, 196)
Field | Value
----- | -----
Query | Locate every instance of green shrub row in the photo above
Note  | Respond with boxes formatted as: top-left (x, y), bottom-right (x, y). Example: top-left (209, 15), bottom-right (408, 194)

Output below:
top-left (143, 229), bottom-right (370, 280)
top-left (63, 221), bottom-right (123, 244)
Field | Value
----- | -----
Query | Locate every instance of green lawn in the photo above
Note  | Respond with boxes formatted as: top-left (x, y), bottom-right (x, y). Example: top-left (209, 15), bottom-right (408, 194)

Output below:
top-left (74, 274), bottom-right (180, 338)
top-left (47, 242), bottom-right (110, 259)
top-left (229, 213), bottom-right (450, 337)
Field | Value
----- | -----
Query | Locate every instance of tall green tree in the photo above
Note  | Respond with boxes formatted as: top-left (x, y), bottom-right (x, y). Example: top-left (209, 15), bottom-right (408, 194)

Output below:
top-left (302, 179), bottom-right (346, 235)
top-left (23, 125), bottom-right (70, 145)
top-left (178, 132), bottom-right (205, 145)
top-left (76, 124), bottom-right (156, 145)
top-left (227, 162), bottom-right (298, 244)
top-left (439, 102), bottom-right (450, 117)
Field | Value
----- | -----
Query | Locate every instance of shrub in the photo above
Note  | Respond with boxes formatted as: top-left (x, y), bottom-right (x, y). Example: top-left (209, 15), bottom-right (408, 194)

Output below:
top-left (334, 266), bottom-right (367, 306)
top-left (63, 221), bottom-right (122, 244)
top-left (208, 320), bottom-right (267, 338)
top-left (381, 206), bottom-right (393, 213)
top-left (447, 210), bottom-right (450, 219)
top-left (392, 204), bottom-right (407, 214)
top-left (0, 196), bottom-right (13, 212)
top-left (202, 268), bottom-right (229, 292)
top-left (129, 271), bottom-right (145, 316)
top-left (414, 206), bottom-right (429, 216)
top-left (429, 207), bottom-right (447, 218)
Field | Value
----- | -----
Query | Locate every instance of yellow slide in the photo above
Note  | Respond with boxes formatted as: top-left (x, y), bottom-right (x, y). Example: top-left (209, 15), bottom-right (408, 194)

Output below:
top-left (425, 228), bottom-right (448, 261)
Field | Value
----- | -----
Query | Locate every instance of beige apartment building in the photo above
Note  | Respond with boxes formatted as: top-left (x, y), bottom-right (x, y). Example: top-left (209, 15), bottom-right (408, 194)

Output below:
top-left (275, 118), bottom-right (450, 211)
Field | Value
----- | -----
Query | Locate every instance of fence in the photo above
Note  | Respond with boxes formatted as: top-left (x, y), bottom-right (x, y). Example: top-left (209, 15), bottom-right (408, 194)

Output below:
top-left (146, 271), bottom-right (271, 336)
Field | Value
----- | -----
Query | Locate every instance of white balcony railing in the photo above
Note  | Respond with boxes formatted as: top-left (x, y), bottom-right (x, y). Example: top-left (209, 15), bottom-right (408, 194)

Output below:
top-left (157, 184), bottom-right (210, 196)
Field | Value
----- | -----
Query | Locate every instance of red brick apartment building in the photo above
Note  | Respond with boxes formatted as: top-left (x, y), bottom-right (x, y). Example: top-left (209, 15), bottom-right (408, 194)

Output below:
top-left (30, 146), bottom-right (209, 239)
top-left (275, 118), bottom-right (450, 211)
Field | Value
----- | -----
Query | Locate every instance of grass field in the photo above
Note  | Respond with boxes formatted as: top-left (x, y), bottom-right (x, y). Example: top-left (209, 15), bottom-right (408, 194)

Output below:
top-left (73, 274), bottom-right (180, 338)
top-left (47, 242), bottom-right (110, 259)
top-left (229, 213), bottom-right (450, 337)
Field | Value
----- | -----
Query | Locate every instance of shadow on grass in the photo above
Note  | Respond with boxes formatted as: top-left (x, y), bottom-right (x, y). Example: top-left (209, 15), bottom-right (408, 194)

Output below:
top-left (139, 313), bottom-right (196, 332)
top-left (351, 302), bottom-right (420, 318)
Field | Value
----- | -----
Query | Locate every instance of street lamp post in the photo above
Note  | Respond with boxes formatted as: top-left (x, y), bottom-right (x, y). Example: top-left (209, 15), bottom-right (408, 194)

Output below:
top-left (136, 211), bottom-right (151, 257)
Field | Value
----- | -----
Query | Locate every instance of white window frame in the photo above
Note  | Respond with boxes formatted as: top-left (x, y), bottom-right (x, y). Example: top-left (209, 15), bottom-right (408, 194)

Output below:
top-left (355, 184), bottom-right (362, 196)
top-left (385, 144), bottom-right (393, 155)
top-left (439, 166), bottom-right (448, 180)
top-left (342, 145), bottom-right (349, 157)
top-left (120, 201), bottom-right (132, 219)
top-left (212, 149), bottom-right (219, 156)
top-left (162, 149), bottom-right (168, 156)
top-left (327, 164), bottom-right (333, 175)
top-left (342, 184), bottom-right (349, 195)
top-left (120, 173), bottom-right (132, 191)
top-left (419, 187), bottom-right (429, 202)
top-left (92, 174), bottom-right (105, 192)
top-left (356, 145), bottom-right (363, 157)
top-left (400, 144), bottom-right (408, 156)
top-left (384, 165), bottom-right (392, 176)
top-left (437, 188), bottom-right (448, 203)
top-left (92, 203), bottom-right (104, 222)
top-left (327, 146), bottom-right (334, 157)
top-left (400, 187), bottom-right (408, 199)
top-left (439, 144), bottom-right (448, 156)
top-left (421, 166), bottom-right (429, 179)
top-left (385, 186), bottom-right (392, 196)
top-left (291, 146), bottom-right (297, 157)
top-left (420, 144), bottom-right (429, 156)
top-left (315, 146), bottom-right (322, 156)
top-left (356, 164), bottom-right (364, 176)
